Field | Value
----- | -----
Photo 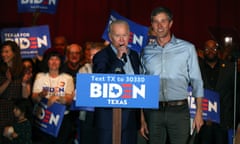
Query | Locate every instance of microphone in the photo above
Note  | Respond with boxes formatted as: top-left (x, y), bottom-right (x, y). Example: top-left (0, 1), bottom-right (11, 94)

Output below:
top-left (114, 67), bottom-right (122, 73)
top-left (119, 44), bottom-right (127, 63)
top-left (122, 53), bottom-right (127, 63)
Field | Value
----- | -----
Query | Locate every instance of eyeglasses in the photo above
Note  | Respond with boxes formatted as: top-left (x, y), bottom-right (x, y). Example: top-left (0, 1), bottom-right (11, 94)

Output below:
top-left (69, 52), bottom-right (81, 55)
top-left (23, 65), bottom-right (32, 69)
top-left (204, 48), bottom-right (218, 52)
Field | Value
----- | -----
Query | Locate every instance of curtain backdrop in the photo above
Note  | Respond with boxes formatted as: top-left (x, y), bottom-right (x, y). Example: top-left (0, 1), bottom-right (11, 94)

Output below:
top-left (0, 0), bottom-right (240, 49)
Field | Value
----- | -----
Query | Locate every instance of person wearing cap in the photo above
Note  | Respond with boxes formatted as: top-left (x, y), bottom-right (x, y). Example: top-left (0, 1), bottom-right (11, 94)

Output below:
top-left (32, 49), bottom-right (74, 144)
top-left (140, 6), bottom-right (204, 144)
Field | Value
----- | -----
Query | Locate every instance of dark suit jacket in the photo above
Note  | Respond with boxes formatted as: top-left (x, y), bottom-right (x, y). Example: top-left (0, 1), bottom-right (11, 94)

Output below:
top-left (199, 59), bottom-right (235, 128)
top-left (92, 45), bottom-right (141, 130)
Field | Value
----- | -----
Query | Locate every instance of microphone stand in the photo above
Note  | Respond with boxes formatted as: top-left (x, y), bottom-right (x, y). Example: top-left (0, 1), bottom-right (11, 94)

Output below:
top-left (207, 26), bottom-right (240, 144)
top-left (232, 53), bottom-right (239, 144)
top-left (228, 43), bottom-right (240, 144)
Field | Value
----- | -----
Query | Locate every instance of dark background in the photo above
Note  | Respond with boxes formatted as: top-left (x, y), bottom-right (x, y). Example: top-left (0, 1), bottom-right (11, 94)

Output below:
top-left (1, 0), bottom-right (240, 49)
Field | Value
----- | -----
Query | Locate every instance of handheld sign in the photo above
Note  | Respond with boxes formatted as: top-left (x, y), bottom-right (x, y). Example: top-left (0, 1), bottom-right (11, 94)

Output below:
top-left (1, 25), bottom-right (51, 58)
top-left (189, 89), bottom-right (220, 123)
top-left (102, 10), bottom-right (149, 53)
top-left (33, 98), bottom-right (66, 137)
top-left (18, 0), bottom-right (59, 14)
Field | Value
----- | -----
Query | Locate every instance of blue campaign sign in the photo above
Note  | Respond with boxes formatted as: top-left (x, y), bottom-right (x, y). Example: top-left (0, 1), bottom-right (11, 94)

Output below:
top-left (18, 0), bottom-right (59, 14)
top-left (33, 98), bottom-right (65, 137)
top-left (70, 89), bottom-right (95, 111)
top-left (76, 73), bottom-right (160, 108)
top-left (189, 89), bottom-right (220, 123)
top-left (1, 25), bottom-right (51, 58)
top-left (69, 101), bottom-right (95, 111)
top-left (70, 97), bottom-right (94, 111)
top-left (102, 10), bottom-right (149, 53)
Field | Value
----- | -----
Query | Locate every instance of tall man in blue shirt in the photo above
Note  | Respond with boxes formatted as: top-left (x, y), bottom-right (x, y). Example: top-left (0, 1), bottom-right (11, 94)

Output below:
top-left (140, 6), bottom-right (204, 144)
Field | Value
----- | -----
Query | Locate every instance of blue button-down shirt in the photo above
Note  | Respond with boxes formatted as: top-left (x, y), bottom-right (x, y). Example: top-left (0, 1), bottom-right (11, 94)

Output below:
top-left (141, 35), bottom-right (203, 101)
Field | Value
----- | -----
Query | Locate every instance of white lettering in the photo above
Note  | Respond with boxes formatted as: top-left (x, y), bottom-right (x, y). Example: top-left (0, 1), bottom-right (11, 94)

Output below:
top-left (132, 84), bottom-right (145, 99)
top-left (102, 83), bottom-right (108, 98)
top-left (4, 35), bottom-right (48, 49)
top-left (90, 83), bottom-right (102, 98)
top-left (37, 35), bottom-right (48, 47)
top-left (107, 99), bottom-right (127, 105)
top-left (21, 0), bottom-right (56, 5)
top-left (188, 96), bottom-right (197, 109)
top-left (34, 0), bottom-right (43, 4)
top-left (49, 114), bottom-right (60, 126)
top-left (36, 107), bottom-right (45, 119)
top-left (20, 38), bottom-right (31, 49)
top-left (21, 0), bottom-right (42, 4)
top-left (21, 0), bottom-right (30, 4)
top-left (208, 101), bottom-right (218, 112)
top-left (132, 34), bottom-right (144, 47)
top-left (90, 83), bottom-right (146, 99)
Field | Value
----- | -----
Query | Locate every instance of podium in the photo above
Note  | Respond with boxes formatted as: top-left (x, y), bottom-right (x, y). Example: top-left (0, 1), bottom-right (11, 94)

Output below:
top-left (76, 73), bottom-right (160, 144)
top-left (112, 108), bottom-right (122, 144)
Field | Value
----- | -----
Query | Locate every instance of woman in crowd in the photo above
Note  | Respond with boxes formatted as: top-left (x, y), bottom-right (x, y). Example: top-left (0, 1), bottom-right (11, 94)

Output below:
top-left (32, 48), bottom-right (74, 144)
top-left (0, 41), bottom-right (31, 143)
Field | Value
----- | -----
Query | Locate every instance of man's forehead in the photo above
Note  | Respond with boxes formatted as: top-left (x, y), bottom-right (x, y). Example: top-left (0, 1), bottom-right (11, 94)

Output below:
top-left (205, 40), bottom-right (218, 48)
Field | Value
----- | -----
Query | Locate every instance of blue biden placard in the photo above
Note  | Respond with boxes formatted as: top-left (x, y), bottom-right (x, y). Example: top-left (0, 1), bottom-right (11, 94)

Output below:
top-left (188, 89), bottom-right (220, 123)
top-left (1, 25), bottom-right (51, 58)
top-left (18, 0), bottom-right (59, 14)
top-left (33, 98), bottom-right (65, 137)
top-left (102, 10), bottom-right (149, 53)
top-left (76, 74), bottom-right (160, 108)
